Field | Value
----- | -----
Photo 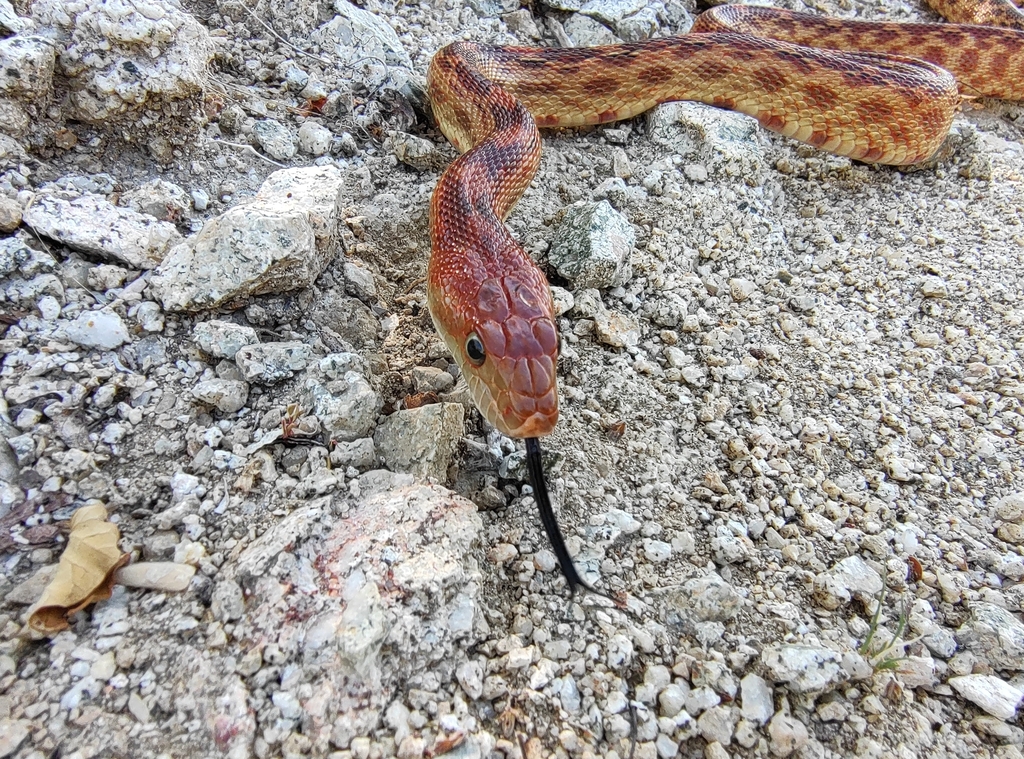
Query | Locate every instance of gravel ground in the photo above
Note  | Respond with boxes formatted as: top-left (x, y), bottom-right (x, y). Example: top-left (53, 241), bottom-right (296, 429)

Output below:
top-left (1, 0), bottom-right (1023, 758)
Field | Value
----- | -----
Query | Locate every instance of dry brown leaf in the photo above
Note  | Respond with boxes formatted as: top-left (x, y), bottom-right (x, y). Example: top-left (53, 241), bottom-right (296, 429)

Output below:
top-left (28, 503), bottom-right (129, 635)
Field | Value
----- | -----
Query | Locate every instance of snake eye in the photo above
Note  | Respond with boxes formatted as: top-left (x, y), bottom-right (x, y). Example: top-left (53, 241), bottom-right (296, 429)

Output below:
top-left (465, 333), bottom-right (486, 366)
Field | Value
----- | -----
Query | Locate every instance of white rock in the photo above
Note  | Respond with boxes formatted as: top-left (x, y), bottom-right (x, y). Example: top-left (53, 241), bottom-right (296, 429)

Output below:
top-left (643, 539), bottom-right (671, 562)
top-left (235, 342), bottom-right (312, 384)
top-left (116, 562), bottom-right (195, 592)
top-left (30, 0), bottom-right (213, 124)
top-left (193, 320), bottom-right (259, 359)
top-left (697, 705), bottom-right (737, 745)
top-left (23, 192), bottom-right (181, 269)
top-left (767, 710), bottom-right (809, 757)
top-left (762, 645), bottom-right (844, 695)
top-left (813, 555), bottom-right (883, 610)
top-left (0, 719), bottom-right (30, 757)
top-left (192, 378), bottom-right (248, 413)
top-left (61, 309), bottom-right (130, 350)
top-left (303, 370), bottom-right (382, 442)
top-left (374, 404), bottom-right (465, 482)
top-left (950, 675), bottom-right (1024, 721)
top-left (0, 35), bottom-right (55, 100)
top-left (310, 0), bottom-right (413, 92)
top-left (456, 660), bottom-right (483, 699)
top-left (740, 673), bottom-right (773, 725)
top-left (548, 200), bottom-right (635, 289)
top-left (729, 278), bottom-right (756, 302)
top-left (128, 692), bottom-right (151, 723)
top-left (152, 166), bottom-right (345, 311)
top-left (996, 493), bottom-right (1024, 524)
top-left (958, 603), bottom-right (1024, 670)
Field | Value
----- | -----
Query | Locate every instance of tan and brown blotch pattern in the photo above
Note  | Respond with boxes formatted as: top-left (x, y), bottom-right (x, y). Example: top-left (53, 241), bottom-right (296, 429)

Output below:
top-left (426, 2), bottom-right (1024, 439)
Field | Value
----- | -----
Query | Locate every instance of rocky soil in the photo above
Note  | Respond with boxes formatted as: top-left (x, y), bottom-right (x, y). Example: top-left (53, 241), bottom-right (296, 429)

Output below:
top-left (1, 0), bottom-right (1023, 757)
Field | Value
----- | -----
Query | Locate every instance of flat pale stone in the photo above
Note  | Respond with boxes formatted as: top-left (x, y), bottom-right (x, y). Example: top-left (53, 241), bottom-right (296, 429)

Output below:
top-left (23, 192), bottom-right (181, 269)
top-left (116, 562), bottom-right (196, 592)
top-left (950, 675), bottom-right (1024, 721)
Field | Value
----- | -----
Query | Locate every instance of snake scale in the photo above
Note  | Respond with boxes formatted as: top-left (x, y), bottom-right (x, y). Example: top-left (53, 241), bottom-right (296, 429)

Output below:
top-left (424, 0), bottom-right (1024, 591)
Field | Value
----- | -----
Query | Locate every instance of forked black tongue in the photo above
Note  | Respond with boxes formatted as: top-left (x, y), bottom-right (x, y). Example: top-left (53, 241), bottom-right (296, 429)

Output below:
top-left (525, 436), bottom-right (602, 597)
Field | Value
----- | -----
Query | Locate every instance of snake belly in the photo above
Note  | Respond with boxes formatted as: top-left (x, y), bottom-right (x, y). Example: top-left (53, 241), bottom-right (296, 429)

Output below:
top-left (426, 4), bottom-right (1022, 439)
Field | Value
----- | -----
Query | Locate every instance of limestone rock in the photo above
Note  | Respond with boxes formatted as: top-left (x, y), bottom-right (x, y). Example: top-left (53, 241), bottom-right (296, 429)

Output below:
top-left (375, 404), bottom-right (465, 482)
top-left (23, 192), bottom-right (181, 269)
top-left (152, 166), bottom-right (345, 311)
top-left (548, 200), bottom-right (635, 289)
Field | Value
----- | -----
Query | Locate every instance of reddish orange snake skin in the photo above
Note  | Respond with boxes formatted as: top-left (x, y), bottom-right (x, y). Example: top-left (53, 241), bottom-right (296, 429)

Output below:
top-left (426, 1), bottom-right (1024, 441)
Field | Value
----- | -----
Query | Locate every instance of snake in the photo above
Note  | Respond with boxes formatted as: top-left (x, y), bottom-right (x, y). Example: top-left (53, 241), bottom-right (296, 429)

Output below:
top-left (424, 0), bottom-right (1024, 591)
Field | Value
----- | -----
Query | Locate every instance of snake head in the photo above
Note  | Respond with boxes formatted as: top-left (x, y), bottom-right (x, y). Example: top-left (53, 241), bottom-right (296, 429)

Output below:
top-left (429, 271), bottom-right (560, 439)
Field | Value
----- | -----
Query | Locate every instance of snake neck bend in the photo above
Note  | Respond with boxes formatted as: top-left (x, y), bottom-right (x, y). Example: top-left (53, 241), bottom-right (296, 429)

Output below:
top-left (427, 43), bottom-right (559, 439)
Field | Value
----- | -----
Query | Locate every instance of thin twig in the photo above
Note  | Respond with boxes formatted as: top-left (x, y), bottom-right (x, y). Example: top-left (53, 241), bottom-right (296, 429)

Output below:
top-left (209, 138), bottom-right (287, 168)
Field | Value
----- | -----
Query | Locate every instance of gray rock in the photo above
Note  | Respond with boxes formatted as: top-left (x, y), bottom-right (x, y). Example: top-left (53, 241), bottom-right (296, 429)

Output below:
top-left (152, 166), bottom-right (344, 311)
top-left (697, 705), bottom-right (737, 745)
top-left (61, 308), bottom-right (130, 350)
top-left (329, 438), bottom-right (377, 470)
top-left (813, 555), bottom-right (883, 610)
top-left (30, 0), bottom-right (212, 126)
top-left (193, 320), bottom-right (259, 360)
top-left (767, 710), bottom-right (809, 757)
top-left (235, 342), bottom-right (312, 384)
top-left (318, 352), bottom-right (368, 380)
top-left (231, 500), bottom-right (326, 584)
top-left (456, 660), bottom-right (484, 699)
top-left (343, 262), bottom-right (377, 302)
top-left (615, 8), bottom-right (659, 41)
top-left (740, 674), bottom-right (773, 726)
top-left (950, 675), bottom-right (1024, 721)
top-left (0, 718), bottom-right (30, 757)
top-left (192, 378), bottom-right (248, 413)
top-left (663, 572), bottom-right (742, 632)
top-left (958, 603), bottom-right (1024, 670)
top-left (142, 531), bottom-right (179, 560)
top-left (647, 101), bottom-right (764, 171)
top-left (762, 645), bottom-right (844, 695)
top-left (0, 35), bottom-right (55, 100)
top-left (0, 1), bottom-right (26, 35)
top-left (0, 236), bottom-right (52, 278)
top-left (3, 564), bottom-right (56, 605)
top-left (548, 200), bottom-right (634, 289)
top-left (23, 192), bottom-right (182, 269)
top-left (411, 366), bottom-right (454, 393)
top-left (576, 0), bottom-right (647, 27)
top-left (120, 179), bottom-right (191, 223)
top-left (310, 292), bottom-right (381, 347)
top-left (252, 119), bottom-right (297, 160)
top-left (211, 579), bottom-right (245, 622)
top-left (973, 715), bottom-right (1024, 744)
top-left (393, 132), bottom-right (445, 172)
top-left (374, 404), bottom-right (465, 481)
top-left (563, 13), bottom-right (621, 45)
top-left (298, 121), bottom-right (333, 156)
top-left (277, 59), bottom-right (309, 90)
top-left (311, 0), bottom-right (413, 92)
top-left (303, 370), bottom-right (382, 442)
